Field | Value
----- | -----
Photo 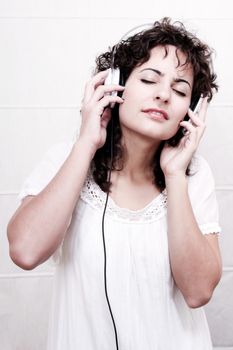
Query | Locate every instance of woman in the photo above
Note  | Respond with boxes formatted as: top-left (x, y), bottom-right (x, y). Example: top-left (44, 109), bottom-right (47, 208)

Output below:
top-left (7, 18), bottom-right (222, 349)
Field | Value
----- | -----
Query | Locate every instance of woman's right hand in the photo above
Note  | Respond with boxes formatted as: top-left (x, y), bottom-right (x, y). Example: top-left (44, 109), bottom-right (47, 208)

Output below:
top-left (78, 70), bottom-right (125, 153)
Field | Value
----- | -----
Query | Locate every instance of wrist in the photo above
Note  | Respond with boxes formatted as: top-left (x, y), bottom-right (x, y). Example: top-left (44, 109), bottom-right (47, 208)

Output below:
top-left (165, 172), bottom-right (188, 190)
top-left (74, 137), bottom-right (97, 160)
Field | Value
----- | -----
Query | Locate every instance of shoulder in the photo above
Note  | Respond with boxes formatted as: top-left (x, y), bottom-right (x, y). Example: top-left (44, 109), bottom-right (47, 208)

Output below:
top-left (187, 154), bottom-right (221, 233)
top-left (189, 153), bottom-right (214, 183)
top-left (18, 139), bottom-right (75, 201)
top-left (44, 139), bottom-right (75, 165)
top-left (189, 153), bottom-right (212, 173)
top-left (188, 153), bottom-right (216, 197)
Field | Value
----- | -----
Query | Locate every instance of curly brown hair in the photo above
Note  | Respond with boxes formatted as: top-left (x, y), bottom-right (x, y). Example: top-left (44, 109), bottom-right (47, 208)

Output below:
top-left (91, 17), bottom-right (218, 192)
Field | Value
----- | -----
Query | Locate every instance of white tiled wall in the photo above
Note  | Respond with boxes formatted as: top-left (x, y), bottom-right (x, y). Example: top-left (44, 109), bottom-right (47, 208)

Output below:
top-left (0, 0), bottom-right (232, 348)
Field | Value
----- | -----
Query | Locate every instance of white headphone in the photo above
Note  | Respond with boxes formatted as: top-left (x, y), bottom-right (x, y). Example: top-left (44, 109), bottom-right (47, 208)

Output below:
top-left (104, 23), bottom-right (154, 106)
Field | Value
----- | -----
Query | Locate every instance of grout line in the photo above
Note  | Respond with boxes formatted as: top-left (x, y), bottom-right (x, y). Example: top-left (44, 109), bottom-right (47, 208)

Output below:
top-left (1, 17), bottom-right (83, 19)
top-left (0, 105), bottom-right (80, 110)
top-left (0, 191), bottom-right (21, 196)
top-left (0, 271), bottom-right (54, 279)
top-left (0, 104), bottom-right (232, 110)
top-left (1, 186), bottom-right (233, 196)
top-left (0, 16), bottom-right (233, 20)
top-left (216, 186), bottom-right (233, 191)
top-left (223, 267), bottom-right (233, 272)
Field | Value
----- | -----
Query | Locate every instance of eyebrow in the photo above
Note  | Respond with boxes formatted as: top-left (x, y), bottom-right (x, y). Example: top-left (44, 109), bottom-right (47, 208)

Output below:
top-left (140, 68), bottom-right (191, 89)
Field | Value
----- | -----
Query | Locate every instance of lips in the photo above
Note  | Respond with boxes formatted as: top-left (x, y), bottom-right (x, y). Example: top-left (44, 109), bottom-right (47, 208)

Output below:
top-left (142, 108), bottom-right (169, 121)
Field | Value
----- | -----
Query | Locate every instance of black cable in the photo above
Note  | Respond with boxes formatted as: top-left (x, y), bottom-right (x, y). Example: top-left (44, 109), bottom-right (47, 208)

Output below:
top-left (101, 116), bottom-right (119, 350)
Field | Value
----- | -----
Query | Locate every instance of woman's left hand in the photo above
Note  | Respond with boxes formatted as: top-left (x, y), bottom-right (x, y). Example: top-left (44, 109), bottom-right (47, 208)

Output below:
top-left (160, 97), bottom-right (208, 178)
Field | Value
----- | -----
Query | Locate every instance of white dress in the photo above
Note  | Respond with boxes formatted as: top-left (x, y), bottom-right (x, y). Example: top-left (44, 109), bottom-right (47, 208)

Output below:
top-left (19, 141), bottom-right (221, 350)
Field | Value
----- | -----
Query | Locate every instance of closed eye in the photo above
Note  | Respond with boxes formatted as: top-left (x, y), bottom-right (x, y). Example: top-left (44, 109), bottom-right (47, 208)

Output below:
top-left (141, 79), bottom-right (187, 96)
top-left (173, 89), bottom-right (186, 97)
top-left (140, 79), bottom-right (156, 84)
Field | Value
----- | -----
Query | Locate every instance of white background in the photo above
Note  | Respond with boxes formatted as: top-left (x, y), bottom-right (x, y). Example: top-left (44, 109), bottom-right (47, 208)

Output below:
top-left (0, 0), bottom-right (232, 349)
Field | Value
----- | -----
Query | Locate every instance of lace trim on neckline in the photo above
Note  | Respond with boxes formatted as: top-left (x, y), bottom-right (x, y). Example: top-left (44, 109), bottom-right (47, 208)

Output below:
top-left (80, 176), bottom-right (167, 223)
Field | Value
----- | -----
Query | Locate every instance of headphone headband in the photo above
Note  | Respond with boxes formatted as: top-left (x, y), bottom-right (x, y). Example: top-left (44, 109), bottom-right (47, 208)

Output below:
top-left (105, 23), bottom-right (154, 107)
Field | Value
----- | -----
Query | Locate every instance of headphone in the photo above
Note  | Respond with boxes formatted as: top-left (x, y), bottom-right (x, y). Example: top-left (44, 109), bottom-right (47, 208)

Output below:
top-left (101, 23), bottom-right (154, 350)
top-left (104, 23), bottom-right (154, 108)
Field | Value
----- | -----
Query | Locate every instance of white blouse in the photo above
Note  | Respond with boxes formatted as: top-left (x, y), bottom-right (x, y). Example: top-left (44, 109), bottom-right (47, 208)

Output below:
top-left (19, 141), bottom-right (221, 350)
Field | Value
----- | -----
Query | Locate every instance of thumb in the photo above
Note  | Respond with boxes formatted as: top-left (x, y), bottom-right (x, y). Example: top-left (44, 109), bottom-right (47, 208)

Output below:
top-left (101, 107), bottom-right (112, 128)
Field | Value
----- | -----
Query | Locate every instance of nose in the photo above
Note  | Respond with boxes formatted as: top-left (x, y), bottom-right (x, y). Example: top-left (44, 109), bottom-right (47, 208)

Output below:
top-left (153, 83), bottom-right (170, 103)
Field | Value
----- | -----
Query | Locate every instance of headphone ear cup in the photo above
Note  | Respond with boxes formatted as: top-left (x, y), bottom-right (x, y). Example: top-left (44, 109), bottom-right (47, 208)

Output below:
top-left (104, 68), bottom-right (121, 108)
top-left (105, 68), bottom-right (120, 86)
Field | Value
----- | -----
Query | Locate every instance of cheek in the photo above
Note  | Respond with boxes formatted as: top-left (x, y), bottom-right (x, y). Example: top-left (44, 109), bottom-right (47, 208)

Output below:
top-left (119, 90), bottom-right (138, 116)
top-left (122, 87), bottom-right (137, 102)
top-left (118, 102), bottom-right (131, 125)
top-left (168, 109), bottom-right (187, 133)
top-left (122, 79), bottom-right (144, 103)
top-left (175, 105), bottom-right (189, 123)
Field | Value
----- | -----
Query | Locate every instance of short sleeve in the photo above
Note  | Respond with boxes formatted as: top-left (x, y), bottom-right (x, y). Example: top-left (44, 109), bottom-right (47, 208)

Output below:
top-left (18, 140), bottom-right (74, 265)
top-left (19, 141), bottom-right (74, 201)
top-left (188, 154), bottom-right (221, 235)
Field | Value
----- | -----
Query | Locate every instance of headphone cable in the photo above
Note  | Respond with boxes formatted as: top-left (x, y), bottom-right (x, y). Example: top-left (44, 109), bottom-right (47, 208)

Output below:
top-left (101, 116), bottom-right (119, 350)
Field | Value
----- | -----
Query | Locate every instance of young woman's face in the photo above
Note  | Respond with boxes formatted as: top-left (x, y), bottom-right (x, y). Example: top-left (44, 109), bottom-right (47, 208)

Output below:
top-left (119, 45), bottom-right (194, 142)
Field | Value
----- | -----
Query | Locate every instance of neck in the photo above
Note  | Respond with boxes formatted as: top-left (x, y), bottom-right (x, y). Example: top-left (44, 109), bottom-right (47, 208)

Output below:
top-left (118, 130), bottom-right (161, 181)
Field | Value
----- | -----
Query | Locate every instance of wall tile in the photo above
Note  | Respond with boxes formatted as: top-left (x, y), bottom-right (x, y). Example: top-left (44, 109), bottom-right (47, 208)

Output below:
top-left (0, 19), bottom-right (93, 106)
top-left (0, 0), bottom-right (232, 18)
top-left (199, 107), bottom-right (233, 187)
top-left (215, 191), bottom-right (233, 267)
top-left (0, 276), bottom-right (53, 350)
top-left (0, 109), bottom-right (79, 192)
top-left (0, 18), bottom-right (232, 106)
top-left (205, 271), bottom-right (233, 347)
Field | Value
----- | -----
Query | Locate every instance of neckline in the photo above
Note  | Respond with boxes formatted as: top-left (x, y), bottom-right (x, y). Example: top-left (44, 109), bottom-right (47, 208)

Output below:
top-left (107, 189), bottom-right (166, 213)
top-left (81, 175), bottom-right (167, 223)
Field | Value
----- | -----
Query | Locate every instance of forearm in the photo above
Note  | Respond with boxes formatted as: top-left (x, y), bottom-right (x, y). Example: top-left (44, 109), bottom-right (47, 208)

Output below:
top-left (165, 174), bottom-right (221, 307)
top-left (7, 138), bottom-right (95, 269)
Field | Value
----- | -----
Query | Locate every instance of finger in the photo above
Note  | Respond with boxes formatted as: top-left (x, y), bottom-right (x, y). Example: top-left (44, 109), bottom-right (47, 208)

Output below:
top-left (96, 95), bottom-right (124, 115)
top-left (101, 108), bottom-right (111, 128)
top-left (187, 111), bottom-right (205, 127)
top-left (92, 84), bottom-right (125, 102)
top-left (83, 70), bottom-right (109, 103)
top-left (180, 120), bottom-right (205, 142)
top-left (198, 96), bottom-right (208, 122)
top-left (180, 121), bottom-right (196, 135)
top-left (188, 96), bottom-right (208, 122)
